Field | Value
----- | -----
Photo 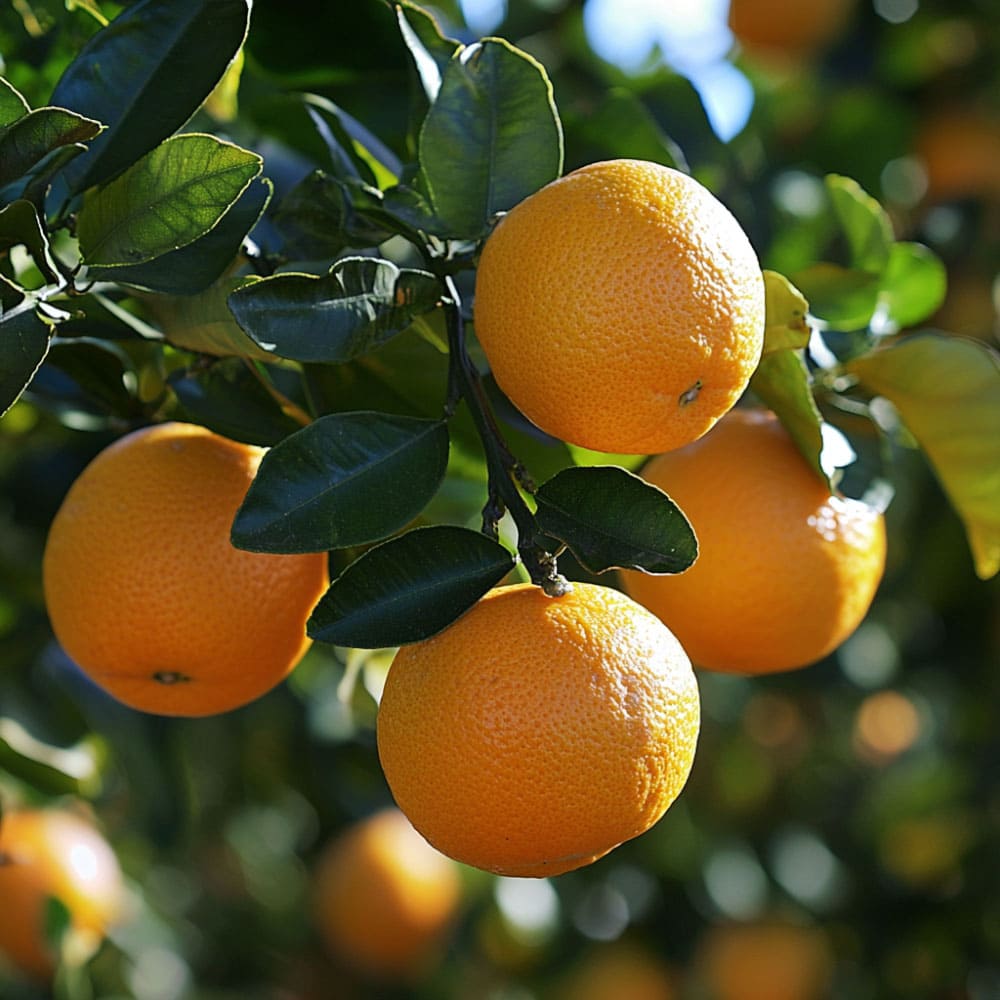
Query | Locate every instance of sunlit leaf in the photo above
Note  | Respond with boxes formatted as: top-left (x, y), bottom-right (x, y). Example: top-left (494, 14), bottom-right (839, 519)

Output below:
top-left (232, 412), bottom-right (450, 553)
top-left (875, 242), bottom-right (947, 333)
top-left (762, 270), bottom-right (811, 354)
top-left (848, 333), bottom-right (1000, 578)
top-left (0, 106), bottom-right (103, 188)
top-left (0, 200), bottom-right (60, 283)
top-left (826, 173), bottom-right (893, 273)
top-left (792, 262), bottom-right (881, 332)
top-left (0, 76), bottom-right (30, 126)
top-left (534, 466), bottom-right (697, 574)
top-left (308, 525), bottom-right (515, 647)
top-left (78, 134), bottom-right (262, 267)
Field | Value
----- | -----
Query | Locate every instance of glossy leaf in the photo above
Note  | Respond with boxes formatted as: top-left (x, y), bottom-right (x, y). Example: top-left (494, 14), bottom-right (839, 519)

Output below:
top-left (0, 302), bottom-right (52, 416)
top-left (50, 0), bottom-right (251, 192)
top-left (0, 77), bottom-right (30, 126)
top-left (419, 37), bottom-right (563, 238)
top-left (534, 466), bottom-right (697, 574)
top-left (85, 175), bottom-right (272, 294)
top-left (303, 93), bottom-right (401, 186)
top-left (875, 241), bottom-right (947, 333)
top-left (396, 1), bottom-right (460, 103)
top-left (0, 200), bottom-right (60, 284)
top-left (826, 174), bottom-right (893, 273)
top-left (750, 348), bottom-right (828, 487)
top-left (228, 257), bottom-right (442, 363)
top-left (0, 107), bottom-right (103, 188)
top-left (308, 525), bottom-right (515, 647)
top-left (232, 412), bottom-right (450, 553)
top-left (848, 333), bottom-right (1000, 579)
top-left (78, 134), bottom-right (262, 267)
top-left (762, 270), bottom-right (811, 354)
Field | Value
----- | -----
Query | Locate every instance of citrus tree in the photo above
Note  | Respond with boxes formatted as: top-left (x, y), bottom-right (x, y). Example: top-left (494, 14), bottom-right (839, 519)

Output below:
top-left (1, 0), bottom-right (998, 997)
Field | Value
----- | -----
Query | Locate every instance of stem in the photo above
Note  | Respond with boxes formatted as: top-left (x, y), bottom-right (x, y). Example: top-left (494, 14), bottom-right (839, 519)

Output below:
top-left (441, 275), bottom-right (569, 596)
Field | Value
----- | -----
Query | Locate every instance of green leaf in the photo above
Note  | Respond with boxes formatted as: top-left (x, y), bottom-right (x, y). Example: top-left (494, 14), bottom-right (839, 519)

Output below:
top-left (0, 107), bottom-right (103, 188)
top-left (50, 0), bottom-right (252, 192)
top-left (273, 171), bottom-right (396, 259)
top-left (0, 200), bottom-right (60, 284)
top-left (77, 133), bottom-right (262, 267)
top-left (418, 37), bottom-right (563, 239)
top-left (145, 277), bottom-right (274, 362)
top-left (762, 270), bottom-right (811, 354)
top-left (85, 175), bottom-right (272, 294)
top-left (826, 174), bottom-right (893, 273)
top-left (395, 1), bottom-right (460, 103)
top-left (0, 717), bottom-right (104, 797)
top-left (303, 93), bottom-right (402, 186)
top-left (228, 257), bottom-right (442, 363)
top-left (534, 466), bottom-right (697, 575)
top-left (168, 358), bottom-right (305, 446)
top-left (232, 413), bottom-right (450, 553)
top-left (792, 262), bottom-right (881, 332)
top-left (875, 242), bottom-right (947, 333)
top-left (750, 349), bottom-right (828, 487)
top-left (0, 302), bottom-right (53, 417)
top-left (847, 333), bottom-right (1000, 579)
top-left (42, 338), bottom-right (145, 419)
top-left (308, 525), bottom-right (515, 647)
top-left (0, 77), bottom-right (30, 126)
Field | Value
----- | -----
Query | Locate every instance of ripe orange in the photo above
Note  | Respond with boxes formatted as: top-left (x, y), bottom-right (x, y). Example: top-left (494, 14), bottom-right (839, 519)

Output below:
top-left (621, 408), bottom-right (886, 674)
top-left (312, 808), bottom-right (461, 981)
top-left (377, 582), bottom-right (700, 878)
top-left (694, 920), bottom-right (833, 1000)
top-left (728, 0), bottom-right (857, 57)
top-left (42, 422), bottom-right (328, 716)
top-left (473, 159), bottom-right (765, 455)
top-left (0, 808), bottom-right (124, 979)
top-left (915, 111), bottom-right (1000, 203)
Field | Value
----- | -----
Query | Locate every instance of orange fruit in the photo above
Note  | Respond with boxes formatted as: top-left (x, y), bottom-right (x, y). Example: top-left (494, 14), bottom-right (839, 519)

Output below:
top-left (42, 422), bottom-right (328, 716)
top-left (621, 408), bottom-right (886, 674)
top-left (473, 158), bottom-right (765, 455)
top-left (0, 808), bottom-right (124, 979)
top-left (915, 111), bottom-right (1000, 203)
top-left (559, 942), bottom-right (678, 1000)
top-left (312, 808), bottom-right (461, 981)
top-left (377, 581), bottom-right (700, 878)
top-left (694, 920), bottom-right (833, 1000)
top-left (728, 0), bottom-right (857, 57)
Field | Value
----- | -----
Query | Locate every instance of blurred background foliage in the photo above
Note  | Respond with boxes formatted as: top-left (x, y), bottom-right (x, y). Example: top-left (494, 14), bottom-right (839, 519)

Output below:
top-left (1, 0), bottom-right (999, 998)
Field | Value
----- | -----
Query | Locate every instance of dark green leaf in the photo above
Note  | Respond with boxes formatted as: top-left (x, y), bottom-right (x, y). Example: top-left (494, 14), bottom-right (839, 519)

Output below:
top-left (826, 174), bottom-right (893, 273)
top-left (418, 37), bottom-right (563, 239)
top-left (302, 94), bottom-right (402, 185)
top-left (43, 338), bottom-right (142, 418)
top-left (750, 349), bottom-right (828, 487)
top-left (876, 242), bottom-right (947, 333)
top-left (308, 525), bottom-right (514, 647)
top-left (274, 171), bottom-right (396, 259)
top-left (0, 77), bottom-right (30, 126)
top-left (233, 412), bottom-right (450, 553)
top-left (534, 465), bottom-right (697, 574)
top-left (0, 303), bottom-right (52, 416)
top-left (86, 175), bottom-right (272, 294)
top-left (0, 107), bottom-right (103, 188)
top-left (168, 358), bottom-right (305, 447)
top-left (0, 200), bottom-right (60, 284)
top-left (847, 333), bottom-right (1000, 579)
top-left (44, 896), bottom-right (73, 954)
top-left (228, 257), bottom-right (442, 363)
top-left (395, 0), bottom-right (460, 102)
top-left (78, 133), bottom-right (262, 267)
top-left (762, 270), bottom-right (811, 354)
top-left (50, 0), bottom-right (252, 192)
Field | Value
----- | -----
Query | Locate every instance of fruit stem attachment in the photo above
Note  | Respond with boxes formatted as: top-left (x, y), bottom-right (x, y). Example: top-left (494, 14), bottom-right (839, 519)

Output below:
top-left (440, 276), bottom-right (570, 597)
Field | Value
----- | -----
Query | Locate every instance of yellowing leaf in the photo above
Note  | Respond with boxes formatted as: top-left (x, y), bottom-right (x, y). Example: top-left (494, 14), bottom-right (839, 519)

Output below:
top-left (762, 269), bottom-right (811, 355)
top-left (848, 333), bottom-right (1000, 579)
